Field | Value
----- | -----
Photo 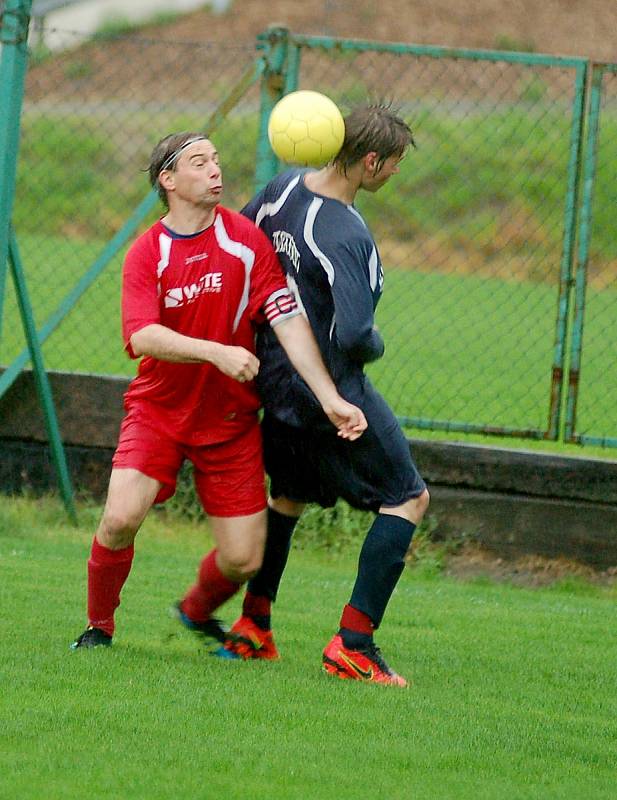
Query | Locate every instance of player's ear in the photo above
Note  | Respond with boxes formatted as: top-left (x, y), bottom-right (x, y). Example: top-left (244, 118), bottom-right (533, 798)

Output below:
top-left (158, 169), bottom-right (175, 192)
top-left (364, 152), bottom-right (379, 175)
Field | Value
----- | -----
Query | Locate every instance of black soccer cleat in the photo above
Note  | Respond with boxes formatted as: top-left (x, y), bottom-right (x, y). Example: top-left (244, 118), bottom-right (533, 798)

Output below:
top-left (172, 603), bottom-right (230, 645)
top-left (70, 626), bottom-right (113, 650)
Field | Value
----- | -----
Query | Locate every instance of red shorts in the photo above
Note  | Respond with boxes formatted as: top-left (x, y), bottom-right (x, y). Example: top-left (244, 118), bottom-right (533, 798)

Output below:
top-left (112, 414), bottom-right (266, 517)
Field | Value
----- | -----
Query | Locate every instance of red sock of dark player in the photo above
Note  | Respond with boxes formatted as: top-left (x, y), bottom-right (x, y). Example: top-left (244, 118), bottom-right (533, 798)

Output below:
top-left (87, 536), bottom-right (135, 637)
top-left (338, 603), bottom-right (375, 650)
top-left (339, 603), bottom-right (374, 635)
top-left (180, 549), bottom-right (241, 623)
top-left (242, 591), bottom-right (272, 631)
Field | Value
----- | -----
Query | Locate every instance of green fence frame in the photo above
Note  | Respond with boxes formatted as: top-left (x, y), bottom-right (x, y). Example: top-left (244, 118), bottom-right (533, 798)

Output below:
top-left (565, 62), bottom-right (617, 447)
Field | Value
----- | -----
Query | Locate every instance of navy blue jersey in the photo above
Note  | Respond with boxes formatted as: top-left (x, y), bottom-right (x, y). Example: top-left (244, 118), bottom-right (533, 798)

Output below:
top-left (242, 169), bottom-right (385, 428)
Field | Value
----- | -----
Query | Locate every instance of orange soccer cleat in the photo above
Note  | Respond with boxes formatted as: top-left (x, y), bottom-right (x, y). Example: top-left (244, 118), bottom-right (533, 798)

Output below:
top-left (224, 615), bottom-right (280, 660)
top-left (322, 634), bottom-right (409, 687)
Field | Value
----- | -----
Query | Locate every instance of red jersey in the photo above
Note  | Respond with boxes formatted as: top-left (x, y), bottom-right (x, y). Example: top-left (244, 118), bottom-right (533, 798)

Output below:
top-left (122, 206), bottom-right (288, 445)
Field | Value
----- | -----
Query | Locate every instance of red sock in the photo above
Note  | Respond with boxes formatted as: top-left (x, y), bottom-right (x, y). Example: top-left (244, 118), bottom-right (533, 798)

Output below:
top-left (181, 549), bottom-right (241, 623)
top-left (242, 591), bottom-right (272, 620)
top-left (87, 537), bottom-right (134, 637)
top-left (339, 603), bottom-right (374, 636)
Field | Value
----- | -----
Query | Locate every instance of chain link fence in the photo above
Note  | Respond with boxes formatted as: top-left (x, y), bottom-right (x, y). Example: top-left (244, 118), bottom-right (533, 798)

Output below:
top-left (272, 37), bottom-right (586, 440)
top-left (2, 23), bottom-right (617, 457)
top-left (3, 28), bottom-right (261, 376)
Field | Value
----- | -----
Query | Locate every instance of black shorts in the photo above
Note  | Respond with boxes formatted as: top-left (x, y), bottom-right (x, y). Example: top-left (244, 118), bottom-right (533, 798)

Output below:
top-left (261, 384), bottom-right (426, 513)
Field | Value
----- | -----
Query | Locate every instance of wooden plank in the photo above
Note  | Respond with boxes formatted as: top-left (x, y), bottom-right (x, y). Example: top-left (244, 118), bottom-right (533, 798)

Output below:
top-left (410, 438), bottom-right (617, 504)
top-left (0, 439), bottom-right (113, 499)
top-left (2, 370), bottom-right (617, 509)
top-left (0, 369), bottom-right (127, 448)
top-left (429, 486), bottom-right (617, 568)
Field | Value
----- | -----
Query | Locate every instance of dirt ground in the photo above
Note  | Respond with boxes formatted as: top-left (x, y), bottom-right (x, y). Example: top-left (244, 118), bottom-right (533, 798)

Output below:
top-left (157, 0), bottom-right (616, 61)
top-left (440, 542), bottom-right (617, 586)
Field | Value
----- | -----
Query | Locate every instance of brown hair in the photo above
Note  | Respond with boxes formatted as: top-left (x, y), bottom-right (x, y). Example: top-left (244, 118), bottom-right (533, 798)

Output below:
top-left (333, 104), bottom-right (415, 175)
top-left (148, 131), bottom-right (207, 206)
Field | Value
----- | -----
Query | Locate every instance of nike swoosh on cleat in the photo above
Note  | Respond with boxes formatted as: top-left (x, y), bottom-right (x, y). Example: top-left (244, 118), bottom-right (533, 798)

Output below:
top-left (338, 651), bottom-right (374, 680)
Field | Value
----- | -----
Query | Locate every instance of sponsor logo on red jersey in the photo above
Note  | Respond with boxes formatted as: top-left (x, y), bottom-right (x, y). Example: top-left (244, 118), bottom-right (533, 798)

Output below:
top-left (164, 271), bottom-right (223, 308)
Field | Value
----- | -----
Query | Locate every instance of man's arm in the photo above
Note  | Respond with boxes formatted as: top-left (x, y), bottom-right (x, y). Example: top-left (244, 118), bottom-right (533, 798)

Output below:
top-left (272, 314), bottom-right (367, 440)
top-left (130, 324), bottom-right (259, 382)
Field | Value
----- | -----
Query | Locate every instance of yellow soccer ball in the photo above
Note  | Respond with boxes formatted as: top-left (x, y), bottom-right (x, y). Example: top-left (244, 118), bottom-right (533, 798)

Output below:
top-left (268, 90), bottom-right (345, 167)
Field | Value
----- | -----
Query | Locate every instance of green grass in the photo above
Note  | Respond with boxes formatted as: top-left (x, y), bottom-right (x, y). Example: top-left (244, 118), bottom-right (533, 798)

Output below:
top-left (1, 495), bottom-right (616, 799)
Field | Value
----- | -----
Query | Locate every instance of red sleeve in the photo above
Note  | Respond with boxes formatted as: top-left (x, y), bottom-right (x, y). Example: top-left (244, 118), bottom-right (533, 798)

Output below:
top-left (246, 224), bottom-right (288, 323)
top-left (121, 232), bottom-right (161, 359)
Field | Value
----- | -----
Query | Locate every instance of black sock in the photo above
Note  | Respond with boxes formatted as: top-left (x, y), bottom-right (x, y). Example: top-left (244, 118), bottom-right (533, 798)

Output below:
top-left (349, 514), bottom-right (416, 629)
top-left (247, 506), bottom-right (299, 601)
top-left (249, 614), bottom-right (271, 631)
top-left (339, 627), bottom-right (373, 651)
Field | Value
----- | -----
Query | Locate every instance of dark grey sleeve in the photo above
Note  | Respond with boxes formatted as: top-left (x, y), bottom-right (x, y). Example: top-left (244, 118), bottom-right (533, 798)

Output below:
top-left (328, 237), bottom-right (385, 364)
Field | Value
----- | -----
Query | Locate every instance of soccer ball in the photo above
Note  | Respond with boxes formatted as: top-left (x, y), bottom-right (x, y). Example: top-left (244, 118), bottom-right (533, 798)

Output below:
top-left (268, 90), bottom-right (345, 167)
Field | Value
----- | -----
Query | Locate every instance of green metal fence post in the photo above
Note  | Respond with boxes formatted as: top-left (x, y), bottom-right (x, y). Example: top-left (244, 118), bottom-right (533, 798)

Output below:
top-left (254, 26), bottom-right (290, 190)
top-left (546, 60), bottom-right (588, 440)
top-left (8, 228), bottom-right (77, 521)
top-left (0, 0), bottom-right (32, 334)
top-left (564, 64), bottom-right (604, 444)
top-left (284, 38), bottom-right (302, 95)
top-left (0, 0), bottom-right (77, 520)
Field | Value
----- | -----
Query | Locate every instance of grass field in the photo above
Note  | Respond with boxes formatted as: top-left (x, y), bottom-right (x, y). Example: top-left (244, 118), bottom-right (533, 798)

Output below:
top-left (1, 496), bottom-right (616, 799)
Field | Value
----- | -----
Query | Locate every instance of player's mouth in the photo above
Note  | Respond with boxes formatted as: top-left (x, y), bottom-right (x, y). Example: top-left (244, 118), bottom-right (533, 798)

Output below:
top-left (210, 185), bottom-right (223, 194)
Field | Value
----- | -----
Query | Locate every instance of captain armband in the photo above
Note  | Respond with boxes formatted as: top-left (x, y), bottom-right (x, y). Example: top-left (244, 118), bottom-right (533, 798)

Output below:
top-left (264, 288), bottom-right (301, 327)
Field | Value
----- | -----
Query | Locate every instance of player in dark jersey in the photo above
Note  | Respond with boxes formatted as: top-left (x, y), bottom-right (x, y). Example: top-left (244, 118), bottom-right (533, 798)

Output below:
top-left (70, 132), bottom-right (366, 651)
top-left (228, 105), bottom-right (430, 687)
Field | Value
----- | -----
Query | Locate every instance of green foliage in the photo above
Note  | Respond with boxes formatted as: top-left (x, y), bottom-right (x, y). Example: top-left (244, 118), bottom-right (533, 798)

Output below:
top-left (162, 462), bottom-right (205, 523)
top-left (294, 501), bottom-right (371, 551)
top-left (405, 515), bottom-right (450, 578)
top-left (358, 106), bottom-right (585, 266)
top-left (14, 118), bottom-right (132, 238)
top-left (91, 15), bottom-right (143, 40)
top-left (494, 34), bottom-right (536, 53)
top-left (13, 105), bottom-right (617, 262)
top-left (14, 111), bottom-right (258, 241)
top-left (27, 43), bottom-right (53, 66)
top-left (91, 10), bottom-right (182, 39)
top-left (1, 495), bottom-right (617, 800)
top-left (519, 74), bottom-right (549, 103)
top-left (62, 60), bottom-right (96, 80)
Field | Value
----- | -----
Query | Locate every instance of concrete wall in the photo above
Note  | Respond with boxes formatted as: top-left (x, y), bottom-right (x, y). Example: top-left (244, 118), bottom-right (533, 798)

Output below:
top-left (2, 369), bottom-right (617, 567)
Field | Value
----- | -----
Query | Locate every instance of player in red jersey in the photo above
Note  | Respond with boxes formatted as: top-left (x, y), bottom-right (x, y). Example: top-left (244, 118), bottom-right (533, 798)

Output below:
top-left (70, 132), bottom-right (366, 651)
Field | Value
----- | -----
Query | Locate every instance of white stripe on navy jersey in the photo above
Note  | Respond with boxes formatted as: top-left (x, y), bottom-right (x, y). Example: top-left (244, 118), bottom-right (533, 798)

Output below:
top-left (368, 246), bottom-right (379, 292)
top-left (303, 198), bottom-right (335, 287)
top-left (255, 174), bottom-right (301, 227)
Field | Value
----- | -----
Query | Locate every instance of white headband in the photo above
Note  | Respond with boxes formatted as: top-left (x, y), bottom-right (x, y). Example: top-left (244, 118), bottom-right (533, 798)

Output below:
top-left (158, 136), bottom-right (208, 176)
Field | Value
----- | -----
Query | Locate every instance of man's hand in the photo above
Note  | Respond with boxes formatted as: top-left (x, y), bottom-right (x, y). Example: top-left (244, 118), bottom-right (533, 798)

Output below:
top-left (323, 397), bottom-right (368, 441)
top-left (210, 343), bottom-right (260, 383)
top-left (129, 325), bottom-right (259, 384)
